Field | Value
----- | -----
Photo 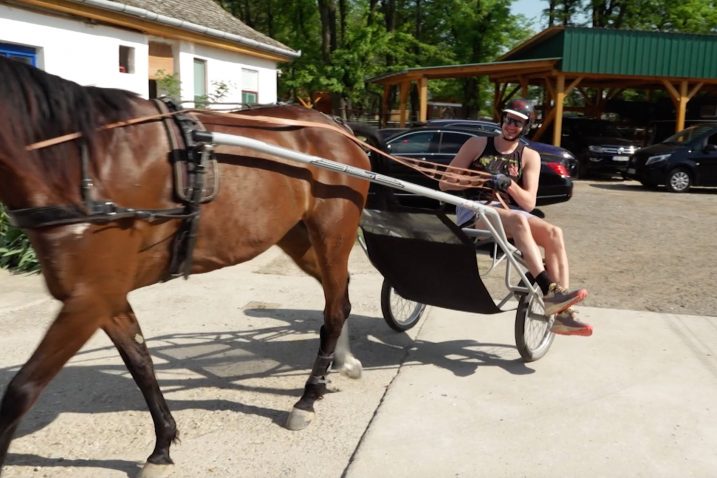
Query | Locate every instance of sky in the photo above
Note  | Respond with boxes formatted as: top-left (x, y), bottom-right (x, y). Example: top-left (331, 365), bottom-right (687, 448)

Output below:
top-left (510, 0), bottom-right (545, 30)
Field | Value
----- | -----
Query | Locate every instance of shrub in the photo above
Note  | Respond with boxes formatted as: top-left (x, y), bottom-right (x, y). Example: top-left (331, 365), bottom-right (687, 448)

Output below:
top-left (0, 205), bottom-right (40, 273)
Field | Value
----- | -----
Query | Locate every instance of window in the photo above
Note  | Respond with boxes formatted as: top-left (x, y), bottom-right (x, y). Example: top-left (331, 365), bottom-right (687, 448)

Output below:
top-left (242, 91), bottom-right (258, 105)
top-left (0, 42), bottom-right (36, 66)
top-left (193, 58), bottom-right (207, 103)
top-left (241, 68), bottom-right (258, 105)
top-left (439, 132), bottom-right (473, 154)
top-left (707, 132), bottom-right (717, 148)
top-left (387, 132), bottom-right (439, 155)
top-left (119, 45), bottom-right (134, 73)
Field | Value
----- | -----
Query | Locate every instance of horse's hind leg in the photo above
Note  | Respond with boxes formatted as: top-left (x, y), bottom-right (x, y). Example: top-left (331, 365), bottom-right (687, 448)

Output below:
top-left (0, 296), bottom-right (109, 471)
top-left (278, 225), bottom-right (362, 379)
top-left (280, 221), bottom-right (360, 430)
top-left (102, 304), bottom-right (177, 478)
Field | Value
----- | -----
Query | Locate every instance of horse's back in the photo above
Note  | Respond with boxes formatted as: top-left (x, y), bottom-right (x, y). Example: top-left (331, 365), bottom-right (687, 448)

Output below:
top-left (189, 105), bottom-right (371, 272)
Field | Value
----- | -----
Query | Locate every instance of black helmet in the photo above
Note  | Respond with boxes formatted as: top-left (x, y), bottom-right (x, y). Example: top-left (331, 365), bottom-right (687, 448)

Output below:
top-left (502, 98), bottom-right (534, 136)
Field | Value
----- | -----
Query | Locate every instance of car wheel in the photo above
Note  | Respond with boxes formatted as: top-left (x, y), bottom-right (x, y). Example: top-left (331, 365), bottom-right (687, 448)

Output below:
top-left (575, 160), bottom-right (589, 179)
top-left (567, 158), bottom-right (579, 178)
top-left (666, 168), bottom-right (691, 193)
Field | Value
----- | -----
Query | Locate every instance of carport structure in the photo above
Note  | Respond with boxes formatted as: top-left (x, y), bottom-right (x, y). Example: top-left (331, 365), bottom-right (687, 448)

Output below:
top-left (369, 26), bottom-right (717, 146)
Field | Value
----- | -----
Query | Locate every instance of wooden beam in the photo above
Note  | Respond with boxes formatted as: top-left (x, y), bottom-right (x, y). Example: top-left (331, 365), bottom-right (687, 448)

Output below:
top-left (544, 77), bottom-right (555, 100)
top-left (564, 76), bottom-right (583, 96)
top-left (520, 78), bottom-right (529, 97)
top-left (661, 79), bottom-right (680, 107)
top-left (533, 103), bottom-right (557, 142)
top-left (688, 82), bottom-right (705, 100)
top-left (17, 0), bottom-right (292, 62)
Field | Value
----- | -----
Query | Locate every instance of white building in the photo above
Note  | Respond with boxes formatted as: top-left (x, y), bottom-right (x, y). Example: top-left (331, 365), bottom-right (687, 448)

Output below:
top-left (0, 0), bottom-right (299, 106)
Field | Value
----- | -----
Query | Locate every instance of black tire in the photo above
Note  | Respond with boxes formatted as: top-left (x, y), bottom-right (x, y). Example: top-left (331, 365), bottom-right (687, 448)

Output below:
top-left (566, 158), bottom-right (579, 178)
top-left (514, 293), bottom-right (555, 362)
top-left (575, 160), bottom-right (590, 179)
top-left (666, 168), bottom-right (691, 193)
top-left (380, 280), bottom-right (427, 332)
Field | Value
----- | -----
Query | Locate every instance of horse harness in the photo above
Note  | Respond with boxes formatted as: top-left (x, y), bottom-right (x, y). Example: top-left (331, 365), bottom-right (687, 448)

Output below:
top-left (6, 103), bottom-right (502, 280)
top-left (6, 98), bottom-right (217, 279)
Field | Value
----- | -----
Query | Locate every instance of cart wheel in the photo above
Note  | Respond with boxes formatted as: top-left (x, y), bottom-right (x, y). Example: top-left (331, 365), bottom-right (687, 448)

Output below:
top-left (380, 280), bottom-right (426, 332)
top-left (514, 292), bottom-right (555, 362)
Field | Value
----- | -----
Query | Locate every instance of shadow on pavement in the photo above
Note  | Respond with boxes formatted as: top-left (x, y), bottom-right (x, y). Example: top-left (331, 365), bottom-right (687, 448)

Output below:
top-left (1, 306), bottom-right (533, 473)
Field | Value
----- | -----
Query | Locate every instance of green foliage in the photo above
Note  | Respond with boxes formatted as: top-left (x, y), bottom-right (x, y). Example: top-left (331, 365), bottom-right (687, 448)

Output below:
top-left (0, 206), bottom-right (39, 273)
top-left (218, 0), bottom-right (717, 118)
top-left (195, 80), bottom-right (233, 108)
top-left (155, 69), bottom-right (181, 101)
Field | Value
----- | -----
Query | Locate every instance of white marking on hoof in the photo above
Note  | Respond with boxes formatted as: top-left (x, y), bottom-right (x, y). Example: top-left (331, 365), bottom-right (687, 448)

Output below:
top-left (137, 462), bottom-right (174, 478)
top-left (326, 378), bottom-right (341, 393)
top-left (286, 407), bottom-right (314, 431)
top-left (336, 356), bottom-right (362, 379)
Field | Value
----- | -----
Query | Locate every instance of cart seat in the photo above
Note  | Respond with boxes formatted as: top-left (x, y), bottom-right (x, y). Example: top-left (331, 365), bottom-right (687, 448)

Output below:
top-left (360, 208), bottom-right (501, 314)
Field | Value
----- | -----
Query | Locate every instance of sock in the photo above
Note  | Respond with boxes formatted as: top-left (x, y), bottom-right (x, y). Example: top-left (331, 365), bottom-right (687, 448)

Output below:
top-left (535, 271), bottom-right (553, 295)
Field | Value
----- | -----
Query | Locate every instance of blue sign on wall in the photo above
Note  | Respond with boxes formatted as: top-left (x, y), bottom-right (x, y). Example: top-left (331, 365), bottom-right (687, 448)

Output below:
top-left (0, 43), bottom-right (36, 66)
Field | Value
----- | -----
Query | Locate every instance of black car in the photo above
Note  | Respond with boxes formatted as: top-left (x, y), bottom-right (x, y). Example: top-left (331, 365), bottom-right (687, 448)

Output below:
top-left (625, 124), bottom-right (717, 192)
top-left (372, 125), bottom-right (573, 210)
top-left (543, 117), bottom-right (641, 178)
top-left (419, 118), bottom-right (579, 177)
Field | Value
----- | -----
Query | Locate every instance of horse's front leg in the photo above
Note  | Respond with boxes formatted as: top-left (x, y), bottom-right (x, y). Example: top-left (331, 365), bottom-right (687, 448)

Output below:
top-left (102, 304), bottom-right (177, 478)
top-left (0, 295), bottom-right (109, 474)
top-left (286, 272), bottom-right (358, 431)
top-left (333, 314), bottom-right (362, 379)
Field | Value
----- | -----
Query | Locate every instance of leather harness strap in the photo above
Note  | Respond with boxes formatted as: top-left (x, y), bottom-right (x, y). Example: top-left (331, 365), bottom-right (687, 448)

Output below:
top-left (12, 107), bottom-right (502, 231)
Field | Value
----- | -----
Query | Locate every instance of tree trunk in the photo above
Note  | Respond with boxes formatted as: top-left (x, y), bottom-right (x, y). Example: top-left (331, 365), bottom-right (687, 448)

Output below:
top-left (317, 0), bottom-right (338, 63)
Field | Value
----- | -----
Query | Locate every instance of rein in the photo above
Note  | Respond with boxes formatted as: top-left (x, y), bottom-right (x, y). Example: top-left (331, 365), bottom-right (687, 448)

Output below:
top-left (25, 108), bottom-right (496, 194)
top-left (14, 107), bottom-right (503, 231)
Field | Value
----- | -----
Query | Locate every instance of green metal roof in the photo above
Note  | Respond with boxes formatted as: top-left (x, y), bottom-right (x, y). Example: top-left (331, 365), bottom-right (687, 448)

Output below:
top-left (501, 27), bottom-right (717, 80)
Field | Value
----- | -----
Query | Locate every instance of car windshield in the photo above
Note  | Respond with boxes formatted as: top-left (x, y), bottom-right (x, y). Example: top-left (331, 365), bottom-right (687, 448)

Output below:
top-left (662, 125), bottom-right (716, 144)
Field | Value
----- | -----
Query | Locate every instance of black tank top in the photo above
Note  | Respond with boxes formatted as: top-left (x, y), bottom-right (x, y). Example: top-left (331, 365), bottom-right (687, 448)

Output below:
top-left (469, 136), bottom-right (524, 204)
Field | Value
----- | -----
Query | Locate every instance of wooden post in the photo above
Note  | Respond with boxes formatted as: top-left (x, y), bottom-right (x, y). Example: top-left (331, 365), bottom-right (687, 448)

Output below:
top-left (676, 81), bottom-right (688, 132)
top-left (662, 80), bottom-right (703, 133)
top-left (381, 84), bottom-right (390, 128)
top-left (553, 75), bottom-right (565, 147)
top-left (418, 77), bottom-right (428, 122)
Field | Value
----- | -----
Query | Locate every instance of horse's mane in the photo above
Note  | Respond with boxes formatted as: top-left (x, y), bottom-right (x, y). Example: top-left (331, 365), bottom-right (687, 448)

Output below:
top-left (0, 57), bottom-right (138, 152)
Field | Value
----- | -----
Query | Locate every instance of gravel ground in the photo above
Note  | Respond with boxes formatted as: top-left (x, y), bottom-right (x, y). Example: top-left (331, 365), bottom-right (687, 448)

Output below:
top-left (526, 178), bottom-right (717, 317)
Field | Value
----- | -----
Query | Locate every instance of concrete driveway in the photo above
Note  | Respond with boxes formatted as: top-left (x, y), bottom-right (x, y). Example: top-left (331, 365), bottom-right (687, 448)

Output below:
top-left (0, 243), bottom-right (715, 478)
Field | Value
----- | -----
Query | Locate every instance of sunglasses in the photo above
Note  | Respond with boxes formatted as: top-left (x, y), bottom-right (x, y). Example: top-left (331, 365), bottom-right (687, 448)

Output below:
top-left (503, 116), bottom-right (526, 128)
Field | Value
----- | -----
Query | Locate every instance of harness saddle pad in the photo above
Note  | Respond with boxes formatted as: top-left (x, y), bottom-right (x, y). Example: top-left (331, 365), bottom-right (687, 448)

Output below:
top-left (360, 208), bottom-right (501, 314)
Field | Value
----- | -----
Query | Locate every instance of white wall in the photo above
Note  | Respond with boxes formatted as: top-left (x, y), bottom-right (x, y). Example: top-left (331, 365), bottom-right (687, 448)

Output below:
top-left (178, 41), bottom-right (279, 107)
top-left (0, 4), bottom-right (148, 94)
top-left (0, 3), bottom-right (281, 103)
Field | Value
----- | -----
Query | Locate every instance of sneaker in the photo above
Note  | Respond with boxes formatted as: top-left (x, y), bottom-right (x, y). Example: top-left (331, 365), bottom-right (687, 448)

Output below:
top-left (551, 308), bottom-right (593, 336)
top-left (543, 283), bottom-right (588, 317)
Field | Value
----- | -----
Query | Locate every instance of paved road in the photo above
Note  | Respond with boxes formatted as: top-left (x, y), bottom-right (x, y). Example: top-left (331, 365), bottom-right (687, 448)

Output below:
top-left (0, 244), bottom-right (715, 478)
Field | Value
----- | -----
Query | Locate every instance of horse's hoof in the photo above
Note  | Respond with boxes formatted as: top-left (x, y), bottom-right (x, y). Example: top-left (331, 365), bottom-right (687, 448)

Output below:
top-left (337, 356), bottom-right (362, 379)
top-left (286, 407), bottom-right (314, 431)
top-left (137, 462), bottom-right (174, 478)
top-left (326, 377), bottom-right (343, 393)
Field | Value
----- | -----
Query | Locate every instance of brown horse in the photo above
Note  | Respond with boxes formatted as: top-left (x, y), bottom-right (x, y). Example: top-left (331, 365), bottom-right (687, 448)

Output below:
top-left (0, 57), bottom-right (369, 477)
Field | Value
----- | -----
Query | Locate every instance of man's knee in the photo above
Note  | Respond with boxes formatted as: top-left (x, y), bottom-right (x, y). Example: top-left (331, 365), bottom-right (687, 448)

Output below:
top-left (509, 212), bottom-right (531, 231)
top-left (548, 224), bottom-right (564, 244)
